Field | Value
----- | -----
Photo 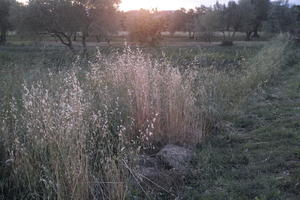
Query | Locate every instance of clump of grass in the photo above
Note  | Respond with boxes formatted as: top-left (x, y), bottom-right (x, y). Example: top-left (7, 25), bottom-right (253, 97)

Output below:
top-left (0, 70), bottom-right (129, 199)
top-left (0, 47), bottom-right (200, 199)
top-left (86, 48), bottom-right (200, 146)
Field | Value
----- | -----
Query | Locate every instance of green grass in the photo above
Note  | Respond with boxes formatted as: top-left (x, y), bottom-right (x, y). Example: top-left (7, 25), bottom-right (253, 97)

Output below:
top-left (0, 38), bottom-right (298, 199)
top-left (183, 54), bottom-right (300, 200)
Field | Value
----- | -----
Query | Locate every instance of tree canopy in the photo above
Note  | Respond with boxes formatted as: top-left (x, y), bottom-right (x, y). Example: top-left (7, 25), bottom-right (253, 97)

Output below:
top-left (23, 0), bottom-right (120, 52)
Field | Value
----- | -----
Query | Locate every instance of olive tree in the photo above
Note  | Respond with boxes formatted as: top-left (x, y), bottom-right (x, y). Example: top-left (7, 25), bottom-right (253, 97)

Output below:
top-left (23, 0), bottom-right (120, 53)
top-left (168, 8), bottom-right (188, 36)
top-left (193, 7), bottom-right (217, 42)
top-left (0, 0), bottom-right (22, 45)
top-left (264, 0), bottom-right (294, 33)
top-left (128, 10), bottom-right (165, 46)
top-left (90, 8), bottom-right (119, 44)
top-left (238, 0), bottom-right (256, 40)
top-left (0, 0), bottom-right (10, 45)
top-left (251, 0), bottom-right (270, 38)
top-left (206, 1), bottom-right (241, 45)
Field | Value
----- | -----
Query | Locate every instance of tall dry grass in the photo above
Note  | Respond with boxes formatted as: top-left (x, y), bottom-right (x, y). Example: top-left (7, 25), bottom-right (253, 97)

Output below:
top-left (0, 37), bottom-right (292, 199)
top-left (0, 47), bottom-right (199, 199)
top-left (86, 48), bottom-right (199, 145)
top-left (1, 70), bottom-right (129, 199)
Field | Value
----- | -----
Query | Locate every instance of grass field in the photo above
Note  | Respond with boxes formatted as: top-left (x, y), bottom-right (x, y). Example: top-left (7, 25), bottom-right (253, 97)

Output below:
top-left (0, 36), bottom-right (299, 199)
top-left (184, 54), bottom-right (300, 200)
top-left (5, 31), bottom-right (270, 48)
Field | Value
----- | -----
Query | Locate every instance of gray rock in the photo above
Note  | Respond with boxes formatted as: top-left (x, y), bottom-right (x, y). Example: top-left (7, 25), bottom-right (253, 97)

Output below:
top-left (156, 144), bottom-right (193, 171)
top-left (5, 159), bottom-right (14, 167)
top-left (138, 155), bottom-right (161, 168)
top-left (132, 145), bottom-right (194, 196)
top-left (137, 167), bottom-right (161, 180)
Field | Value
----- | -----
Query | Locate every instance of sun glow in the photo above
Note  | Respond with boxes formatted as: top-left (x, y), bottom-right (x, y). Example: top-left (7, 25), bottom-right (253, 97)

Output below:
top-left (119, 0), bottom-right (197, 11)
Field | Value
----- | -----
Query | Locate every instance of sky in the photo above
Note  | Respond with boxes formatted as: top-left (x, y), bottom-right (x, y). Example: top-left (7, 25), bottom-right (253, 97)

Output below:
top-left (120, 0), bottom-right (300, 10)
top-left (119, 0), bottom-right (225, 11)
top-left (17, 0), bottom-right (300, 11)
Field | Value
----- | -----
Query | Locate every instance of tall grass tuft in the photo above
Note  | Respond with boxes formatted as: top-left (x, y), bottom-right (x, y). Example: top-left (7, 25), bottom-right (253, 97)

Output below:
top-left (0, 70), bottom-right (129, 199)
top-left (0, 47), bottom-right (199, 199)
top-left (86, 48), bottom-right (199, 146)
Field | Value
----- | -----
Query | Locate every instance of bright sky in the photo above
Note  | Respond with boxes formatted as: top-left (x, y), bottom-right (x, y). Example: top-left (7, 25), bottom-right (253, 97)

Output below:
top-left (120, 0), bottom-right (235, 11)
top-left (17, 0), bottom-right (300, 11)
top-left (120, 0), bottom-right (300, 10)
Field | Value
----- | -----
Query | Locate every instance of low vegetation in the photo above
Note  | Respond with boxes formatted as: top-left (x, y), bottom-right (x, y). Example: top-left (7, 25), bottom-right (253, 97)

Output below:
top-left (184, 47), bottom-right (300, 200)
top-left (0, 0), bottom-right (299, 198)
top-left (0, 36), bottom-right (298, 199)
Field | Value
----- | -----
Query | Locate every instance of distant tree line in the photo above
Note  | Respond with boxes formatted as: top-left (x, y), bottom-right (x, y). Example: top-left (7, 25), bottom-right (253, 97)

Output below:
top-left (124, 0), bottom-right (300, 45)
top-left (0, 0), bottom-right (299, 50)
top-left (163, 0), bottom-right (300, 45)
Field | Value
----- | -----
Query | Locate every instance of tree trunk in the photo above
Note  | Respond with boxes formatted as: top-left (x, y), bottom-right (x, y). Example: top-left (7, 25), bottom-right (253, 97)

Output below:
top-left (81, 34), bottom-right (87, 55)
top-left (222, 31), bottom-right (226, 42)
top-left (54, 32), bottom-right (76, 54)
top-left (96, 35), bottom-right (101, 43)
top-left (105, 38), bottom-right (111, 46)
top-left (73, 33), bottom-right (77, 41)
top-left (245, 31), bottom-right (252, 41)
top-left (230, 31), bottom-right (236, 42)
top-left (68, 43), bottom-right (76, 54)
top-left (65, 38), bottom-right (76, 54)
top-left (0, 28), bottom-right (7, 45)
top-left (252, 25), bottom-right (260, 38)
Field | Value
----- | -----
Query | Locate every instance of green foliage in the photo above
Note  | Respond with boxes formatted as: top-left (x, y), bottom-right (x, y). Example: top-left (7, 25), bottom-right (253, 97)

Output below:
top-left (0, 37), bottom-right (298, 199)
top-left (128, 10), bottom-right (165, 46)
top-left (0, 0), bottom-right (11, 45)
top-left (167, 8), bottom-right (189, 34)
top-left (23, 0), bottom-right (120, 52)
top-left (263, 1), bottom-right (296, 33)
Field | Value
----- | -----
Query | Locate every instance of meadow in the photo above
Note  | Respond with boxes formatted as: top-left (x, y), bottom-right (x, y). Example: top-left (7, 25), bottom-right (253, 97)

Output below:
top-left (0, 36), bottom-right (299, 199)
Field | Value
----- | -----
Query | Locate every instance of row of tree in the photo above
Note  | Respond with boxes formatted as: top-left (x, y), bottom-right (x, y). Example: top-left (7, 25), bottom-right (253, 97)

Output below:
top-left (0, 0), bottom-right (299, 51)
top-left (165, 0), bottom-right (299, 44)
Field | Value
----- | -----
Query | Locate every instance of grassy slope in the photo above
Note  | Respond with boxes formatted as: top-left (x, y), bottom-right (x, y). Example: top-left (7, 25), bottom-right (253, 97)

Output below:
top-left (184, 55), bottom-right (300, 199)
